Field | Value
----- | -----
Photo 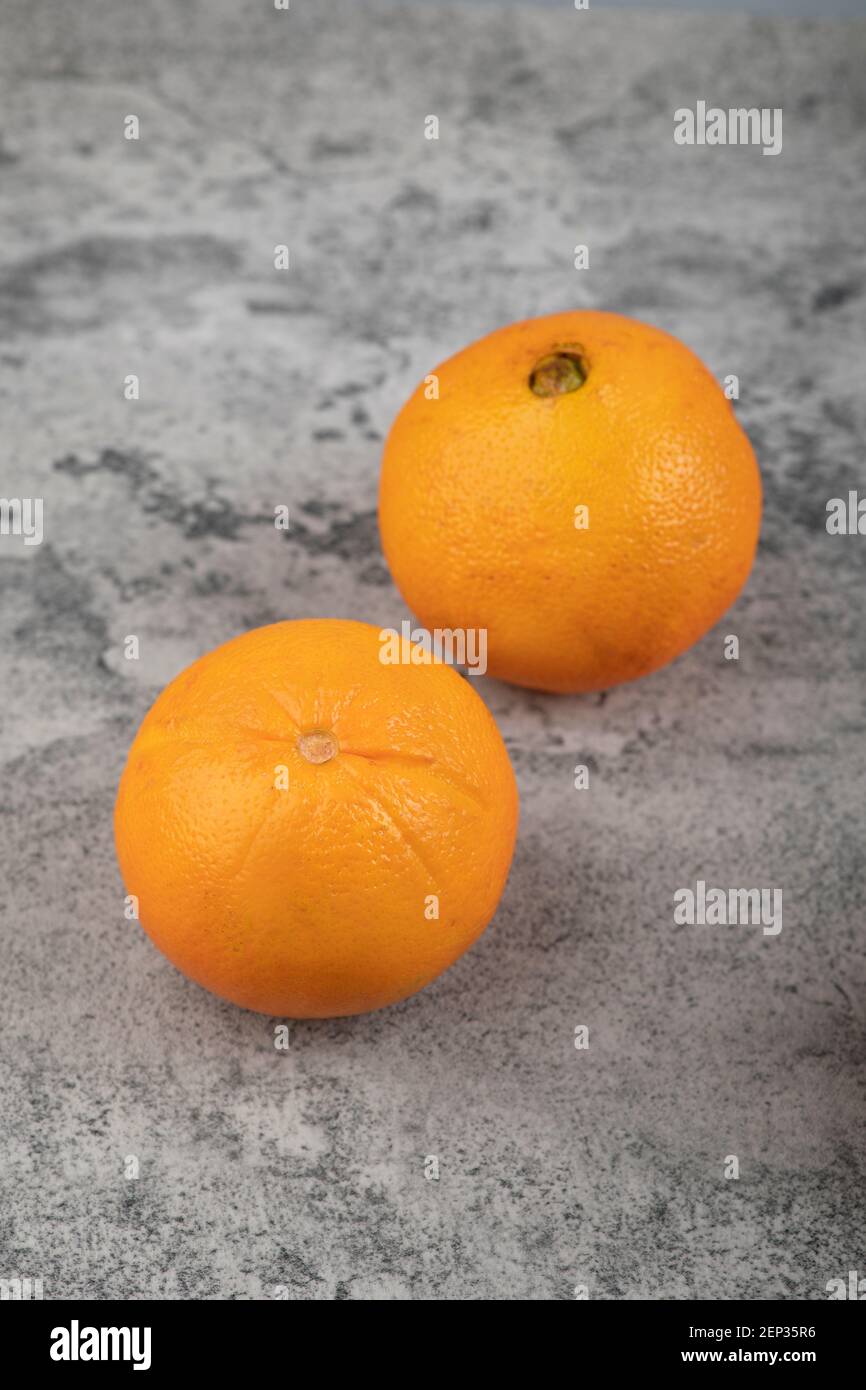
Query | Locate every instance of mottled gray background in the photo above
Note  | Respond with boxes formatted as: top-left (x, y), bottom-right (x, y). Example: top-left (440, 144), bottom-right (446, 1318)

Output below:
top-left (1, 0), bottom-right (864, 1301)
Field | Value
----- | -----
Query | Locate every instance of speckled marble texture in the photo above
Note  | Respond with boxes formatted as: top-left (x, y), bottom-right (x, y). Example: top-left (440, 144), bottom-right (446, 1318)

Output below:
top-left (1, 0), bottom-right (865, 1301)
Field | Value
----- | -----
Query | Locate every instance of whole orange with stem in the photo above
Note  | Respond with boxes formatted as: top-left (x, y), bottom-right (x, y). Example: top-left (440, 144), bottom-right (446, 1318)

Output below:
top-left (378, 310), bottom-right (762, 693)
top-left (114, 619), bottom-right (518, 1018)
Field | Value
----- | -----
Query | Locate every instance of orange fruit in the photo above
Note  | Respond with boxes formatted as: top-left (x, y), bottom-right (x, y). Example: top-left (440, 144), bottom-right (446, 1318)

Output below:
top-left (114, 619), bottom-right (518, 1018)
top-left (379, 310), bottom-right (761, 693)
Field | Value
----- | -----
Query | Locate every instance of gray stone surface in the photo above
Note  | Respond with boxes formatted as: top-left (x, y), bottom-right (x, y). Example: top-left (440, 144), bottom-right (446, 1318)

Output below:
top-left (1, 0), bottom-right (864, 1301)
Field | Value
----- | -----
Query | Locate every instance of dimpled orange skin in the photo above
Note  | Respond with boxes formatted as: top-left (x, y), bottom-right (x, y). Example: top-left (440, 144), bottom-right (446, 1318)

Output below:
top-left (114, 620), bottom-right (519, 1018)
top-left (378, 311), bottom-right (762, 693)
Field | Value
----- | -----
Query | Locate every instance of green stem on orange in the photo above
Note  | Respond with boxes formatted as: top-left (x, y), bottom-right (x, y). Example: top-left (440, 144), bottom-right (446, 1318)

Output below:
top-left (529, 351), bottom-right (587, 397)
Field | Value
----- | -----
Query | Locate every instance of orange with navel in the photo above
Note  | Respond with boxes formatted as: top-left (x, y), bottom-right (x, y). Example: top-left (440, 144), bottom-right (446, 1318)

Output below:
top-left (114, 619), bottom-right (518, 1017)
top-left (378, 310), bottom-right (761, 693)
